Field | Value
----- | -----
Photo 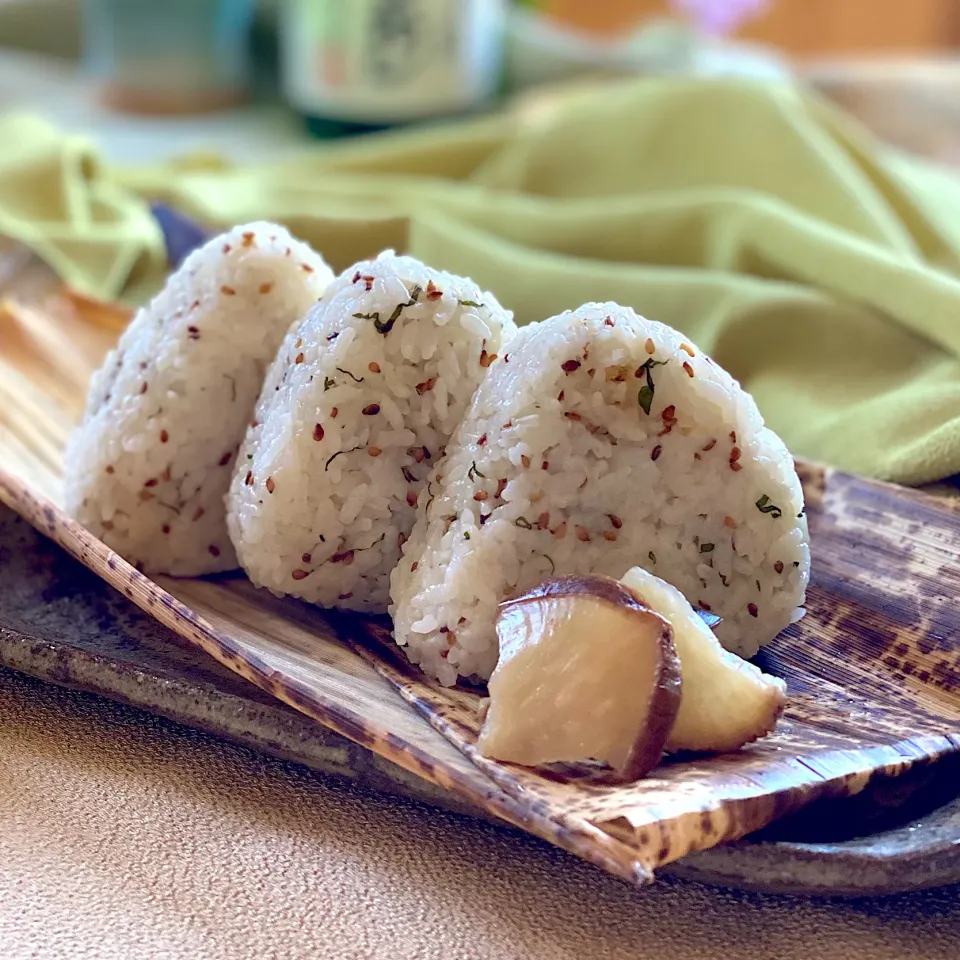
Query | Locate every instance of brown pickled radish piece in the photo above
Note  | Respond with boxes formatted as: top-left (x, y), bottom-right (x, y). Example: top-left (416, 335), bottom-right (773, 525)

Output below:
top-left (477, 575), bottom-right (681, 780)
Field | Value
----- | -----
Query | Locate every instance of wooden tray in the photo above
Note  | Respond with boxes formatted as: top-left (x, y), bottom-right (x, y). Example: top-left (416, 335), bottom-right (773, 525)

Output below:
top-left (1, 246), bottom-right (959, 894)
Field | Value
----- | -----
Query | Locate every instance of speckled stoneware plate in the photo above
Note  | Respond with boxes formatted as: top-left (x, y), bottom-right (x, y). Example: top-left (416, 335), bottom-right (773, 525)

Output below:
top-left (1, 224), bottom-right (958, 896)
top-left (2, 506), bottom-right (958, 897)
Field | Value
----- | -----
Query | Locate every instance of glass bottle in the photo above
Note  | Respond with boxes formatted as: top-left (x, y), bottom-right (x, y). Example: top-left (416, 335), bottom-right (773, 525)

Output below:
top-left (280, 0), bottom-right (507, 137)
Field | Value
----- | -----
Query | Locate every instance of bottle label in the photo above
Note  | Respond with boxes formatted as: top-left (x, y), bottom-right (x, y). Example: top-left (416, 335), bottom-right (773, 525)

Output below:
top-left (283, 0), bottom-right (504, 122)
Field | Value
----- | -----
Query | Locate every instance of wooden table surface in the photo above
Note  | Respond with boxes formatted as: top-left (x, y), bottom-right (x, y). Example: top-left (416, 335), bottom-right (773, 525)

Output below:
top-left (807, 58), bottom-right (960, 167)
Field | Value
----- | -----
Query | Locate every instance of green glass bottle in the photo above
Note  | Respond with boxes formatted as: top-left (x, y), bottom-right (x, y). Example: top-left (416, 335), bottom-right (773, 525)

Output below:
top-left (280, 0), bottom-right (506, 137)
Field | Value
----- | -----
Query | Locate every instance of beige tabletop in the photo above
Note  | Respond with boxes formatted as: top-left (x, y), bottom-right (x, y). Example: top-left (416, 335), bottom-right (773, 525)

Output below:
top-left (1, 667), bottom-right (958, 960)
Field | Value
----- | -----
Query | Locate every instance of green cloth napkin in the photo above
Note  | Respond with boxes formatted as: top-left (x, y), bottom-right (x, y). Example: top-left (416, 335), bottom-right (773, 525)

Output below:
top-left (4, 78), bottom-right (960, 486)
top-left (0, 114), bottom-right (164, 297)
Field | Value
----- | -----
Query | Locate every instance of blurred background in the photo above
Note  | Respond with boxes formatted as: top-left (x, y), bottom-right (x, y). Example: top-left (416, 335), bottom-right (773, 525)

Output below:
top-left (0, 0), bottom-right (958, 165)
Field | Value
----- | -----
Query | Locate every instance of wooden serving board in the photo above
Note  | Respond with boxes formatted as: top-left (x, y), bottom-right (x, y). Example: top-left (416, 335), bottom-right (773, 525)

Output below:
top-left (2, 258), bottom-right (959, 890)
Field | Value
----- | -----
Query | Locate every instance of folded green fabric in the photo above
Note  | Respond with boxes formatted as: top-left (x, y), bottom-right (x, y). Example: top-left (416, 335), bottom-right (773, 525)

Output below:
top-left (0, 114), bottom-right (166, 298)
top-left (4, 78), bottom-right (960, 485)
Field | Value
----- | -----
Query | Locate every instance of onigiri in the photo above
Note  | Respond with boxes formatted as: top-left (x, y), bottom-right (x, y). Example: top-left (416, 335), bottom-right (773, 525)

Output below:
top-left (390, 303), bottom-right (810, 685)
top-left (226, 251), bottom-right (517, 612)
top-left (64, 222), bottom-right (334, 575)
